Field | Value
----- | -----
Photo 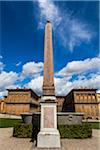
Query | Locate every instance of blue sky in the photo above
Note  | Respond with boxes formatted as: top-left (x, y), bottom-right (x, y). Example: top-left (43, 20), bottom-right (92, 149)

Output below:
top-left (0, 0), bottom-right (100, 97)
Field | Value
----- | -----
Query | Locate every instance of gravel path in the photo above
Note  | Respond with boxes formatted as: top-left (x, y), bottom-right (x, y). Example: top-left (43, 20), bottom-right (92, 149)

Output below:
top-left (0, 128), bottom-right (100, 150)
top-left (0, 113), bottom-right (21, 119)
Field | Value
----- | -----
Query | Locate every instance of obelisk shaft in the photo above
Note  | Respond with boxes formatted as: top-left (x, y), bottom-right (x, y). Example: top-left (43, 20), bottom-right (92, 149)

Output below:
top-left (43, 21), bottom-right (55, 96)
top-left (37, 21), bottom-right (61, 148)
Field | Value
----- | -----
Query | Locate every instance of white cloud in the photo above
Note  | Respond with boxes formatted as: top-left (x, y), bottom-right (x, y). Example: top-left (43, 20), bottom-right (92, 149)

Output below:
top-left (22, 61), bottom-right (43, 78)
top-left (37, 0), bottom-right (61, 29)
top-left (66, 19), bottom-right (92, 51)
top-left (0, 71), bottom-right (19, 97)
top-left (26, 75), bottom-right (71, 96)
top-left (0, 61), bottom-right (44, 97)
top-left (37, 0), bottom-right (93, 51)
top-left (25, 72), bottom-right (100, 96)
top-left (57, 57), bottom-right (100, 77)
top-left (0, 91), bottom-right (8, 98)
top-left (16, 61), bottom-right (22, 67)
top-left (0, 58), bottom-right (99, 97)
top-left (54, 77), bottom-right (70, 95)
top-left (0, 71), bottom-right (18, 91)
top-left (22, 57), bottom-right (100, 96)
top-left (26, 76), bottom-right (43, 95)
top-left (55, 73), bottom-right (100, 96)
top-left (70, 74), bottom-right (100, 91)
top-left (97, 90), bottom-right (100, 93)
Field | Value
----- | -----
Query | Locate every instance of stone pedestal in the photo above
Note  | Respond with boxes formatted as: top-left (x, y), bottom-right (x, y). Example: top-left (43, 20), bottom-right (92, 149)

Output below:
top-left (37, 96), bottom-right (61, 148)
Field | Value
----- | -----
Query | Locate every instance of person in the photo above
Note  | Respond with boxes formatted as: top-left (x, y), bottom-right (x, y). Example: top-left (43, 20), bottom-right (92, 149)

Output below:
top-left (31, 113), bottom-right (40, 146)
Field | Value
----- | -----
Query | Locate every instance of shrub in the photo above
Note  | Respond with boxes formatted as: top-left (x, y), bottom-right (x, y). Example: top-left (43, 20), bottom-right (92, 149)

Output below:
top-left (13, 123), bottom-right (32, 138)
top-left (13, 122), bottom-right (92, 139)
top-left (58, 123), bottom-right (92, 139)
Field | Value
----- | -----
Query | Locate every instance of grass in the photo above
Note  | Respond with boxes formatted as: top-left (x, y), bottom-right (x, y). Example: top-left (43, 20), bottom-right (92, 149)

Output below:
top-left (0, 118), bottom-right (100, 129)
top-left (88, 122), bottom-right (100, 129)
top-left (0, 118), bottom-right (21, 128)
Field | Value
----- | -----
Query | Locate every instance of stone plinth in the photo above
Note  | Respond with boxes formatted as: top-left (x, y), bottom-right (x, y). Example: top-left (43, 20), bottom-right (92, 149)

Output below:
top-left (58, 112), bottom-right (84, 125)
top-left (37, 96), bottom-right (61, 148)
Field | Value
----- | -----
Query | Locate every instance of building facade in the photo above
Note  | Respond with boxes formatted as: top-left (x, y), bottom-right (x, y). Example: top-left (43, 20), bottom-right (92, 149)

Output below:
top-left (0, 100), bottom-right (4, 113)
top-left (96, 92), bottom-right (100, 115)
top-left (1, 89), bottom-right (39, 115)
top-left (0, 88), bottom-right (100, 119)
top-left (0, 89), bottom-right (65, 115)
top-left (62, 89), bottom-right (99, 119)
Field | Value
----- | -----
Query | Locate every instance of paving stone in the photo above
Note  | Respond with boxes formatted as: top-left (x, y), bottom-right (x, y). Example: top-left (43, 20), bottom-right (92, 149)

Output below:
top-left (0, 128), bottom-right (100, 150)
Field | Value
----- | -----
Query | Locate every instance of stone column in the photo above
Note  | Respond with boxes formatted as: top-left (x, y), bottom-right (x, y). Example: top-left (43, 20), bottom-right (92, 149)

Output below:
top-left (37, 21), bottom-right (61, 148)
top-left (43, 20), bottom-right (55, 96)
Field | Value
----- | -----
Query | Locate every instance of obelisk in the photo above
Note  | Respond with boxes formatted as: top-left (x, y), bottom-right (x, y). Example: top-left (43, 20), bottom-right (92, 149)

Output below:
top-left (43, 20), bottom-right (55, 97)
top-left (37, 21), bottom-right (61, 148)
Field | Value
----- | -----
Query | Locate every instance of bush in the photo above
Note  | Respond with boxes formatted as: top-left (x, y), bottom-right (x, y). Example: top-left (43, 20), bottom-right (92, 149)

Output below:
top-left (58, 123), bottom-right (92, 139)
top-left (13, 123), bottom-right (32, 138)
top-left (13, 122), bottom-right (92, 139)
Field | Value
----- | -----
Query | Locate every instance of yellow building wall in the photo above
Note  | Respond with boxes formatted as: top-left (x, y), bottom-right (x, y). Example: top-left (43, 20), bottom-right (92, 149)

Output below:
top-left (2, 90), bottom-right (39, 115)
top-left (5, 91), bottom-right (31, 103)
top-left (96, 93), bottom-right (100, 119)
top-left (75, 104), bottom-right (99, 119)
top-left (4, 104), bottom-right (30, 115)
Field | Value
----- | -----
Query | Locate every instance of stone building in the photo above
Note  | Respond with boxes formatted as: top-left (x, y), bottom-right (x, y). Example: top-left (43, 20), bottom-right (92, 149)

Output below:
top-left (96, 92), bottom-right (100, 115)
top-left (1, 89), bottom-right (39, 115)
top-left (0, 99), bottom-right (4, 113)
top-left (0, 88), bottom-right (99, 119)
top-left (0, 88), bottom-right (65, 115)
top-left (96, 92), bottom-right (100, 102)
top-left (56, 96), bottom-right (65, 112)
top-left (62, 89), bottom-right (99, 119)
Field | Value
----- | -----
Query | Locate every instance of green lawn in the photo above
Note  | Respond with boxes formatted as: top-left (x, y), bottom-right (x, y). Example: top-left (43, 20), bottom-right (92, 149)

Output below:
top-left (0, 118), bottom-right (100, 129)
top-left (88, 122), bottom-right (100, 129)
top-left (0, 118), bottom-right (21, 128)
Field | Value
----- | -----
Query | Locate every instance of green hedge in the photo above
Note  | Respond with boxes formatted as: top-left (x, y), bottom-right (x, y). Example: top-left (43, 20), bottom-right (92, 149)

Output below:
top-left (58, 123), bottom-right (92, 139)
top-left (13, 123), bottom-right (32, 138)
top-left (13, 122), bottom-right (92, 139)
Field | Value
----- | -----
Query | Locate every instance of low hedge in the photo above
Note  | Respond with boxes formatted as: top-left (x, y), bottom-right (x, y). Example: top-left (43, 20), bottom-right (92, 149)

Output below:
top-left (13, 123), bottom-right (32, 138)
top-left (13, 122), bottom-right (92, 139)
top-left (58, 123), bottom-right (92, 139)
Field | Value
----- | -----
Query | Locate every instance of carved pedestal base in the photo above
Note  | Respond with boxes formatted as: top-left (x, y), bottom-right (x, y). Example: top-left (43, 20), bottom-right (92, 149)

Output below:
top-left (37, 96), bottom-right (61, 148)
top-left (37, 129), bottom-right (60, 148)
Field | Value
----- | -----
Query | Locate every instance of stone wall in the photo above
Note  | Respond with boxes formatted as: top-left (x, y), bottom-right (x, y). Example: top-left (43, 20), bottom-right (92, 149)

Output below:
top-left (57, 112), bottom-right (84, 125)
top-left (4, 103), bottom-right (30, 115)
top-left (21, 112), bottom-right (84, 125)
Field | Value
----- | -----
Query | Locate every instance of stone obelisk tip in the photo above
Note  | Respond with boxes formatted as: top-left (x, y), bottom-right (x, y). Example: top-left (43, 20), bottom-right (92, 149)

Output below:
top-left (47, 20), bottom-right (51, 23)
